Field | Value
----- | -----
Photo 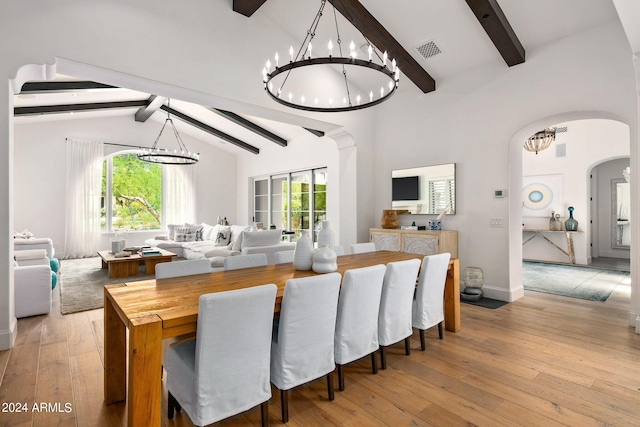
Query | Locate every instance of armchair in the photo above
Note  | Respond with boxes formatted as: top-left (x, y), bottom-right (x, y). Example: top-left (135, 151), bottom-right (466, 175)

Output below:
top-left (14, 250), bottom-right (53, 318)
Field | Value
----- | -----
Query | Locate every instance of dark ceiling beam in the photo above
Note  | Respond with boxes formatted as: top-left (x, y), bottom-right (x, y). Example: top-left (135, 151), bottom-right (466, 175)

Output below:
top-left (161, 105), bottom-right (260, 155)
top-left (210, 108), bottom-right (287, 147)
top-left (135, 95), bottom-right (167, 122)
top-left (233, 0), bottom-right (267, 17)
top-left (329, 0), bottom-right (436, 93)
top-left (14, 100), bottom-right (148, 116)
top-left (464, 0), bottom-right (525, 66)
top-left (304, 128), bottom-right (325, 137)
top-left (19, 81), bottom-right (120, 94)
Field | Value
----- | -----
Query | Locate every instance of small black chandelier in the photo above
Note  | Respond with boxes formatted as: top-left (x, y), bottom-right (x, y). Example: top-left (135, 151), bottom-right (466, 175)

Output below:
top-left (138, 99), bottom-right (199, 165)
top-left (262, 0), bottom-right (400, 113)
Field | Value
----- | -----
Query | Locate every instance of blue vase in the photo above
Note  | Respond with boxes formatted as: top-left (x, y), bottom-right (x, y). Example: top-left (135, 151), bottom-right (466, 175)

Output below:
top-left (564, 207), bottom-right (578, 231)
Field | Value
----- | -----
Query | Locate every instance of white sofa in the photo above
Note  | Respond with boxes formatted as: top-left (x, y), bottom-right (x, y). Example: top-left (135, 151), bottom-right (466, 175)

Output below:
top-left (14, 249), bottom-right (53, 318)
top-left (14, 236), bottom-right (55, 259)
top-left (145, 223), bottom-right (295, 270)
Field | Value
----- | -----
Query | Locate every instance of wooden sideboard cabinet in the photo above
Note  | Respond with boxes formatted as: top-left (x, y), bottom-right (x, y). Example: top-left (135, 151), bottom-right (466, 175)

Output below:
top-left (369, 228), bottom-right (458, 258)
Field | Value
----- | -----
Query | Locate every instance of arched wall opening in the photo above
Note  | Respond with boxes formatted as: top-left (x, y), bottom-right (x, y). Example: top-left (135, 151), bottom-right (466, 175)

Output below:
top-left (508, 111), bottom-right (636, 327)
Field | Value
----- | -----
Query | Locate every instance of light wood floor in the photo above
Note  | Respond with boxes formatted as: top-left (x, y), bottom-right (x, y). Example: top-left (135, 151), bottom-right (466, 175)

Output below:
top-left (1, 281), bottom-right (639, 427)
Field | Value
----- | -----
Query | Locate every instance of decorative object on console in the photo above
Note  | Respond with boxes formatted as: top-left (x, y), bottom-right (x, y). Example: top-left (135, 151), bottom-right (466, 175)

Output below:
top-left (550, 213), bottom-right (563, 231)
top-left (317, 220), bottom-right (335, 249)
top-left (293, 230), bottom-right (313, 271)
top-left (523, 127), bottom-right (556, 154)
top-left (564, 206), bottom-right (578, 231)
top-left (460, 267), bottom-right (484, 302)
top-left (312, 245), bottom-right (337, 273)
top-left (137, 99), bottom-right (199, 165)
top-left (380, 210), bottom-right (399, 229)
top-left (261, 0), bottom-right (399, 113)
top-left (428, 221), bottom-right (442, 231)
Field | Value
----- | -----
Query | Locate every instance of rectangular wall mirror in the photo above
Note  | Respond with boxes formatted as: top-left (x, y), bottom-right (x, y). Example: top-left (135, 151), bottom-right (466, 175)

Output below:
top-left (611, 177), bottom-right (630, 249)
top-left (391, 163), bottom-right (456, 215)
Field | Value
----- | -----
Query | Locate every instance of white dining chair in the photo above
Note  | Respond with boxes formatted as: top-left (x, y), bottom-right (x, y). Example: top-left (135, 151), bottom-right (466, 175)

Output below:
top-left (271, 273), bottom-right (342, 423)
top-left (334, 264), bottom-right (386, 391)
top-left (155, 258), bottom-right (214, 377)
top-left (274, 250), bottom-right (294, 264)
top-left (378, 258), bottom-right (421, 369)
top-left (224, 253), bottom-right (268, 270)
top-left (155, 259), bottom-right (211, 279)
top-left (413, 253), bottom-right (451, 350)
top-left (334, 245), bottom-right (345, 256)
top-left (349, 242), bottom-right (377, 254)
top-left (165, 284), bottom-right (277, 427)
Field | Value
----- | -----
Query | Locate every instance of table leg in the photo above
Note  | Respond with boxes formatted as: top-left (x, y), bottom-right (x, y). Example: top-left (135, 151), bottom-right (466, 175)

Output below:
top-left (444, 259), bottom-right (460, 332)
top-left (104, 287), bottom-right (126, 404)
top-left (566, 232), bottom-right (576, 264)
top-left (128, 315), bottom-right (163, 427)
top-left (144, 257), bottom-right (171, 275)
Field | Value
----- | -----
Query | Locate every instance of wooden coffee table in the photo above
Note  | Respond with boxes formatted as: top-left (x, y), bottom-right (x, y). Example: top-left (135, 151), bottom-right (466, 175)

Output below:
top-left (97, 248), bottom-right (176, 278)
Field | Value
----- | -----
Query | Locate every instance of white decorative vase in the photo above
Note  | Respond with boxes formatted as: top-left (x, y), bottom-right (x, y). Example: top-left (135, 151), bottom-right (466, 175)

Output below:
top-left (293, 230), bottom-right (313, 270)
top-left (317, 220), bottom-right (335, 250)
top-left (312, 245), bottom-right (338, 273)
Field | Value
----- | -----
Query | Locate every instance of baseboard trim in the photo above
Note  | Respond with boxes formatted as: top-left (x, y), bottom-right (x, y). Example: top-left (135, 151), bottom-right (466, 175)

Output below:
top-left (0, 317), bottom-right (17, 350)
top-left (481, 285), bottom-right (524, 302)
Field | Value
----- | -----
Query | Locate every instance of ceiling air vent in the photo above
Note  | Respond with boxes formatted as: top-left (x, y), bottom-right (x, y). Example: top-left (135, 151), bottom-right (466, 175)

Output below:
top-left (415, 40), bottom-right (442, 60)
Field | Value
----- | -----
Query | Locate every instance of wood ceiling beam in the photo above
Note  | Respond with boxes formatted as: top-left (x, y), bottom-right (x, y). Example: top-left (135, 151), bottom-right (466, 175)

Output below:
top-left (135, 95), bottom-right (167, 122)
top-left (14, 100), bottom-right (149, 116)
top-left (233, 0), bottom-right (267, 17)
top-left (465, 0), bottom-right (525, 66)
top-left (160, 105), bottom-right (260, 155)
top-left (19, 81), bottom-right (119, 93)
top-left (329, 0), bottom-right (436, 93)
top-left (210, 108), bottom-right (287, 147)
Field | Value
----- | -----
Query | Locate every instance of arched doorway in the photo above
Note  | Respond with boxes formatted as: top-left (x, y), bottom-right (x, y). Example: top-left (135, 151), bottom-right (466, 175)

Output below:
top-left (508, 112), bottom-right (636, 326)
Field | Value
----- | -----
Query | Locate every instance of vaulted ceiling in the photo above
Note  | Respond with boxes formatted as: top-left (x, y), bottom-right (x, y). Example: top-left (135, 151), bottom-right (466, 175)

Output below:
top-left (12, 0), bottom-right (619, 155)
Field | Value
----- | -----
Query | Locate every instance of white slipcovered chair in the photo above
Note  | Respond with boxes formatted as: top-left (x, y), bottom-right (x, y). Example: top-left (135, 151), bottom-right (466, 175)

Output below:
top-left (378, 258), bottom-right (421, 369)
top-left (271, 273), bottom-right (342, 423)
top-left (224, 253), bottom-right (268, 270)
top-left (155, 259), bottom-right (211, 279)
top-left (349, 242), bottom-right (376, 254)
top-left (334, 264), bottom-right (386, 391)
top-left (413, 253), bottom-right (451, 350)
top-left (274, 250), bottom-right (294, 264)
top-left (14, 249), bottom-right (52, 318)
top-left (334, 245), bottom-right (345, 256)
top-left (165, 284), bottom-right (277, 427)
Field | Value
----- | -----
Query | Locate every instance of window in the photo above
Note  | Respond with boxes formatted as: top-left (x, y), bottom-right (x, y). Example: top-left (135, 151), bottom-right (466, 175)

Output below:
top-left (252, 168), bottom-right (327, 241)
top-left (101, 153), bottom-right (163, 231)
top-left (428, 178), bottom-right (455, 214)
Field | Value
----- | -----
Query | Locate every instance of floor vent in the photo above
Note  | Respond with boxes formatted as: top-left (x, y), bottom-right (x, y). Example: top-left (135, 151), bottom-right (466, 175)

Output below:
top-left (415, 40), bottom-right (442, 60)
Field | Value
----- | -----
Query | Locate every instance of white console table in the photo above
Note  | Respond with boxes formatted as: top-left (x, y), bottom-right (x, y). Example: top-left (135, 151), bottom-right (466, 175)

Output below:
top-left (522, 229), bottom-right (581, 264)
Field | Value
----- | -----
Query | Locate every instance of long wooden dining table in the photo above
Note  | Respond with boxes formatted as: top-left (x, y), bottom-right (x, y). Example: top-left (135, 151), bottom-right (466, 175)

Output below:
top-left (103, 250), bottom-right (460, 427)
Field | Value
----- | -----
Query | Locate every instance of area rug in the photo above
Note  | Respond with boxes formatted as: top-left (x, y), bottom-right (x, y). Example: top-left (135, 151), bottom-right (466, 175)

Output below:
top-left (59, 257), bottom-right (154, 315)
top-left (522, 261), bottom-right (630, 302)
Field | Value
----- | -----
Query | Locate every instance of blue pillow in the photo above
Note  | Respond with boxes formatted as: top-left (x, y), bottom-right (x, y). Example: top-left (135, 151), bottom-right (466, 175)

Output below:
top-left (51, 271), bottom-right (57, 290)
top-left (50, 258), bottom-right (60, 273)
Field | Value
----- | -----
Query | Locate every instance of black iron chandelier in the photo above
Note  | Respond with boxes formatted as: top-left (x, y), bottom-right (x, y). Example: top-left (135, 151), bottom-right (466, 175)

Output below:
top-left (262, 0), bottom-right (400, 113)
top-left (138, 99), bottom-right (199, 165)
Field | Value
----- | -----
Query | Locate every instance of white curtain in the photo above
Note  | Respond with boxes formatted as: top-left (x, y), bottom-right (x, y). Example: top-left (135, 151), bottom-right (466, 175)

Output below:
top-left (164, 164), bottom-right (197, 225)
top-left (64, 139), bottom-right (104, 258)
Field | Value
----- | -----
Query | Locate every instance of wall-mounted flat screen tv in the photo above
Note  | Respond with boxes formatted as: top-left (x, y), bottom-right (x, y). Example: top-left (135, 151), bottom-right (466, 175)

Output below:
top-left (392, 176), bottom-right (419, 201)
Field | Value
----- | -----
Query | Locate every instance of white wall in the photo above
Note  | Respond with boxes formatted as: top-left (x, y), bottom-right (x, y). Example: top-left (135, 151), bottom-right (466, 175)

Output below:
top-left (521, 119), bottom-right (630, 265)
top-left (372, 22), bottom-right (637, 301)
top-left (13, 115), bottom-right (237, 257)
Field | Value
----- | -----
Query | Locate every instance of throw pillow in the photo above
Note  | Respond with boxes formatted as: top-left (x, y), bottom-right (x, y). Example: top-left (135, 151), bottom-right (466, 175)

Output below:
top-left (201, 223), bottom-right (215, 241)
top-left (211, 225), bottom-right (231, 247)
top-left (174, 226), bottom-right (196, 242)
top-left (241, 229), bottom-right (282, 248)
top-left (167, 224), bottom-right (183, 240)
